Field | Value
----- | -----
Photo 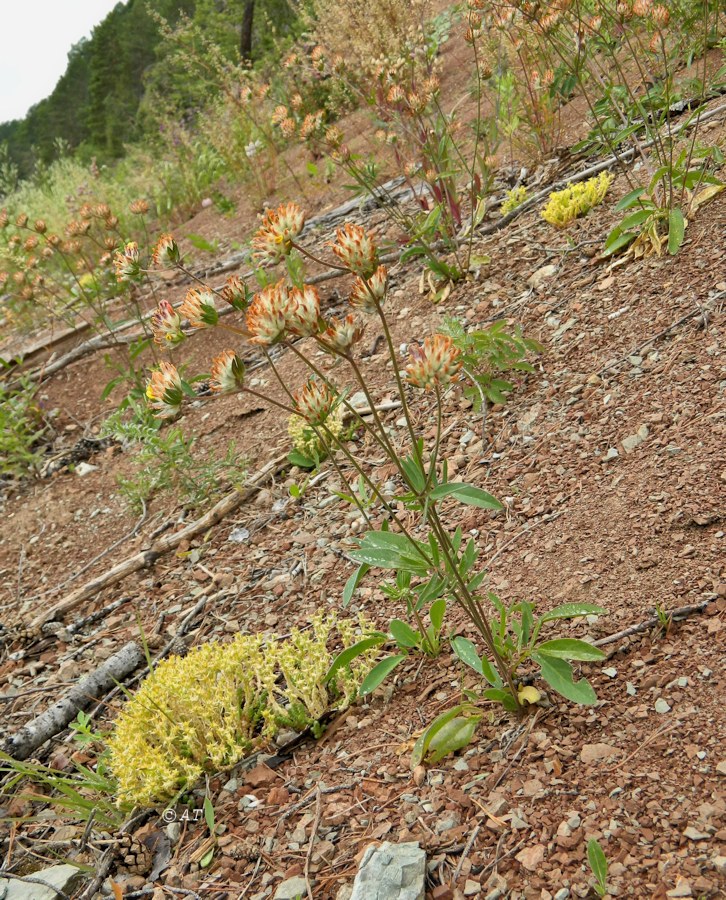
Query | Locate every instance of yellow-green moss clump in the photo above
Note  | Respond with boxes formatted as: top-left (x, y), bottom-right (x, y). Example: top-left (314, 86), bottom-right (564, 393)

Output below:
top-left (288, 405), bottom-right (344, 463)
top-left (107, 614), bottom-right (376, 808)
top-left (541, 172), bottom-right (613, 227)
top-left (501, 185), bottom-right (529, 216)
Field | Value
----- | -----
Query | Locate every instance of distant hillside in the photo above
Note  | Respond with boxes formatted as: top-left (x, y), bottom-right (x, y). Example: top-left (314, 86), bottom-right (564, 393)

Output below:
top-left (0, 0), bottom-right (297, 181)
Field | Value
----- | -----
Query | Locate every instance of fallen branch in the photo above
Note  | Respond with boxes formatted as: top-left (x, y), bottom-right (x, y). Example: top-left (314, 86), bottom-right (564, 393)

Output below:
top-left (2, 641), bottom-right (144, 760)
top-left (28, 452), bottom-right (289, 631)
top-left (594, 600), bottom-right (711, 648)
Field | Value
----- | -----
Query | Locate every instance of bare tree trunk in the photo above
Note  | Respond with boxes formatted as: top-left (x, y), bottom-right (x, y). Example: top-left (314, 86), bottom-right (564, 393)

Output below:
top-left (240, 0), bottom-right (256, 60)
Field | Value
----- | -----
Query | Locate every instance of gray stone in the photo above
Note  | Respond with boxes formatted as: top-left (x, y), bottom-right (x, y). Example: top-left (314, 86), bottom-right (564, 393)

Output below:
top-left (350, 841), bottom-right (426, 900)
top-left (622, 424), bottom-right (649, 453)
top-left (601, 447), bottom-right (619, 462)
top-left (0, 865), bottom-right (84, 899)
top-left (274, 875), bottom-right (309, 899)
top-left (74, 462), bottom-right (97, 476)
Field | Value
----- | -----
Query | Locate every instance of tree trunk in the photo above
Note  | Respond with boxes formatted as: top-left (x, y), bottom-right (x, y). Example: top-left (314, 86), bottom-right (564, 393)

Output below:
top-left (240, 0), bottom-right (256, 60)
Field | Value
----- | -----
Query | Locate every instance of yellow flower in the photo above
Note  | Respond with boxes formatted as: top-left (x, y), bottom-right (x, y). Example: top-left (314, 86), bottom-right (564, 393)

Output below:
top-left (405, 335), bottom-right (462, 390)
top-left (541, 172), bottom-right (613, 228)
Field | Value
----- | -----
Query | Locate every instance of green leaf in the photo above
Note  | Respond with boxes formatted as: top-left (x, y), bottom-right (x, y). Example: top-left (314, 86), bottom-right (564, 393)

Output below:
top-left (203, 795), bottom-right (215, 832)
top-left (186, 233), bottom-right (219, 254)
top-left (359, 654), bottom-right (407, 696)
top-left (426, 716), bottom-right (481, 764)
top-left (532, 652), bottom-right (597, 705)
top-left (200, 846), bottom-right (215, 868)
top-left (483, 688), bottom-right (520, 711)
top-left (389, 619), bottom-right (421, 648)
top-left (614, 187), bottom-right (646, 212)
top-left (325, 634), bottom-right (386, 683)
top-left (451, 636), bottom-right (483, 675)
top-left (587, 838), bottom-right (608, 893)
top-left (342, 563), bottom-right (369, 607)
top-left (603, 230), bottom-right (636, 256)
top-left (430, 598), bottom-right (446, 633)
top-left (430, 482), bottom-right (503, 510)
top-left (287, 450), bottom-right (316, 469)
top-left (540, 603), bottom-right (608, 623)
top-left (411, 704), bottom-right (474, 767)
top-left (668, 207), bottom-right (685, 255)
top-left (537, 639), bottom-right (605, 661)
top-left (349, 531), bottom-right (430, 574)
top-left (619, 208), bottom-right (653, 230)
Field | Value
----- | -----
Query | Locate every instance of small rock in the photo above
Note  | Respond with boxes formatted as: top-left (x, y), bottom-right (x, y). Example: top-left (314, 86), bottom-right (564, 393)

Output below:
top-left (655, 698), bottom-right (671, 714)
top-left (515, 843), bottom-right (545, 871)
top-left (350, 841), bottom-right (426, 900)
top-left (274, 876), bottom-right (310, 899)
top-left (715, 760), bottom-right (726, 776)
top-left (464, 880), bottom-right (480, 896)
top-left (601, 448), bottom-right (619, 463)
top-left (666, 878), bottom-right (693, 897)
top-left (245, 764), bottom-right (278, 789)
top-left (0, 864), bottom-right (84, 899)
top-left (74, 462), bottom-right (97, 476)
top-left (581, 743), bottom-right (620, 763)
top-left (683, 826), bottom-right (711, 841)
top-left (621, 424), bottom-right (649, 454)
top-left (228, 527), bottom-right (250, 543)
top-left (528, 264), bottom-right (558, 289)
top-left (603, 667), bottom-right (618, 678)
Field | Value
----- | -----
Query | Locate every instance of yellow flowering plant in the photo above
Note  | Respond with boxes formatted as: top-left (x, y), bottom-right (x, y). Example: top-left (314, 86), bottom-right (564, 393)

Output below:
top-left (108, 614), bottom-right (378, 807)
top-left (541, 172), bottom-right (613, 228)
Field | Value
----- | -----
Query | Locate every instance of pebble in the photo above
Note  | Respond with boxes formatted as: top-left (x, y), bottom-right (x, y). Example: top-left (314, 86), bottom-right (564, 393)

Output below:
top-left (655, 698), bottom-right (671, 714)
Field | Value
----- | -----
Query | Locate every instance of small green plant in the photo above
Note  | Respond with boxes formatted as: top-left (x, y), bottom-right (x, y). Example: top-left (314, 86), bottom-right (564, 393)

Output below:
top-left (501, 184), bottom-right (529, 216)
top-left (141, 204), bottom-right (608, 721)
top-left (101, 401), bottom-right (245, 512)
top-left (442, 317), bottom-right (543, 410)
top-left (0, 374), bottom-right (49, 479)
top-left (587, 837), bottom-right (609, 897)
top-left (0, 716), bottom-right (126, 829)
top-left (604, 147), bottom-right (724, 258)
top-left (541, 172), bottom-right (613, 228)
top-left (451, 597), bottom-right (608, 712)
top-left (288, 404), bottom-right (344, 469)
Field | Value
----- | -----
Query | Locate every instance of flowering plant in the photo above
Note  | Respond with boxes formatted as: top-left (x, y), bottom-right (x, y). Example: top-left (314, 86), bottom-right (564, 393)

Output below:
top-left (143, 202), bottom-right (604, 718)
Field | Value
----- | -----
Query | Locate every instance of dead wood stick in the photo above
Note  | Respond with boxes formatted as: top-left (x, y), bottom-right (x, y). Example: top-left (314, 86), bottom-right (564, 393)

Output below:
top-left (1, 641), bottom-right (144, 760)
top-left (594, 600), bottom-right (711, 647)
top-left (28, 452), bottom-right (289, 631)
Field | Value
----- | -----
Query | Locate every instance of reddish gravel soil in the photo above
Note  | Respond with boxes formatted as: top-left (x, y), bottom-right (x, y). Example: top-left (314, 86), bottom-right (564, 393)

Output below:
top-left (1, 19), bottom-right (725, 900)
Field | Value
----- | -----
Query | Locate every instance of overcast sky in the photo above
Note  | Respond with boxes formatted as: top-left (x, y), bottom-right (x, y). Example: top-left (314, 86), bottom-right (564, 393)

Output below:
top-left (0, 0), bottom-right (123, 123)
